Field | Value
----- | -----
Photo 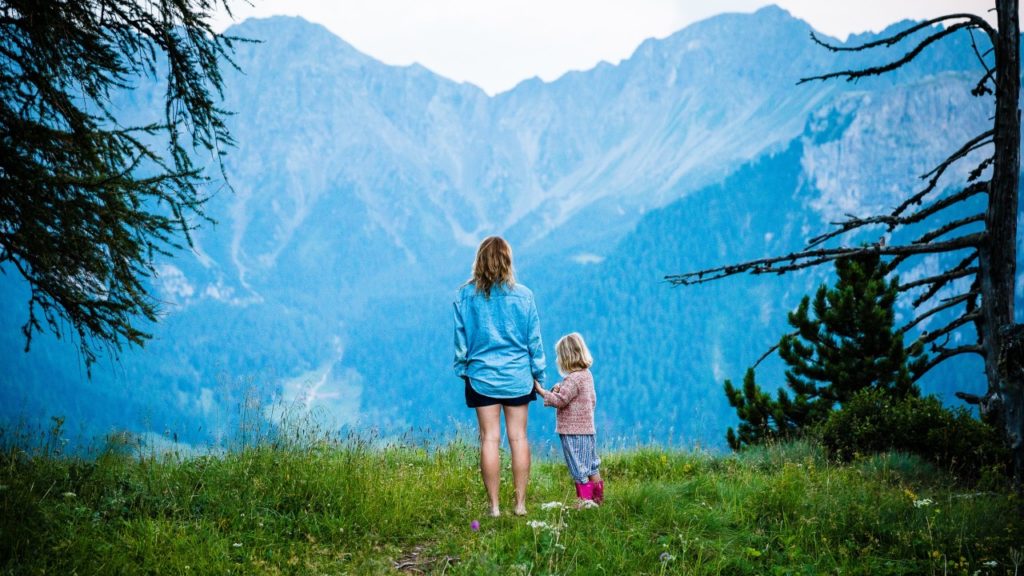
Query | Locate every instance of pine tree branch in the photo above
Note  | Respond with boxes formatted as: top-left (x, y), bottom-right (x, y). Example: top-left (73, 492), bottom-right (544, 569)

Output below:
top-left (799, 23), bottom-right (979, 85)
top-left (751, 332), bottom-right (799, 369)
top-left (666, 233), bottom-right (985, 286)
top-left (915, 344), bottom-right (985, 380)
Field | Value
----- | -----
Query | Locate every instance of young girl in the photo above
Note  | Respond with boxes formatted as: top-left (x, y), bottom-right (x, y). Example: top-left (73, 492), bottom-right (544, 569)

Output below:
top-left (534, 332), bottom-right (603, 506)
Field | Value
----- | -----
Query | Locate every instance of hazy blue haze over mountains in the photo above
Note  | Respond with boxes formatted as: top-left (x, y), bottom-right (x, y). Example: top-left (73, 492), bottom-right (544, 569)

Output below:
top-left (1, 6), bottom-right (1018, 449)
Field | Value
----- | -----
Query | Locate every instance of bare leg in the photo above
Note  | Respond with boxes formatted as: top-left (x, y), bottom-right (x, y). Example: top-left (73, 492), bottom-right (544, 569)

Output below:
top-left (503, 404), bottom-right (531, 516)
top-left (475, 405), bottom-right (503, 517)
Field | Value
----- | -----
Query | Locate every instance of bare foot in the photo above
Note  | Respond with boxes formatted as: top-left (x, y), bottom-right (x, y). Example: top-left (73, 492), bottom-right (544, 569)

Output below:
top-left (513, 505), bottom-right (528, 516)
top-left (489, 507), bottom-right (501, 518)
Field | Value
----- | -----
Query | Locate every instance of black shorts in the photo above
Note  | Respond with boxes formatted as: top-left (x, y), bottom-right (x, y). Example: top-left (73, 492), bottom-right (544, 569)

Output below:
top-left (464, 378), bottom-right (537, 408)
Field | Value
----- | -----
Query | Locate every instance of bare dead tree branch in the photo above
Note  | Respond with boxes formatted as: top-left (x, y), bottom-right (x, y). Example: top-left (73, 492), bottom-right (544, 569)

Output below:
top-left (900, 291), bottom-right (978, 333)
top-left (918, 129), bottom-right (993, 185)
top-left (900, 180), bottom-right (989, 226)
top-left (915, 344), bottom-right (985, 380)
top-left (969, 26), bottom-right (996, 76)
top-left (806, 15), bottom-right (995, 53)
top-left (913, 213), bottom-right (986, 244)
top-left (968, 156), bottom-right (995, 181)
top-left (807, 181), bottom-right (988, 251)
top-left (974, 69), bottom-right (996, 96)
top-left (883, 184), bottom-right (988, 271)
top-left (893, 154), bottom-right (992, 219)
top-left (896, 252), bottom-right (978, 305)
top-left (909, 267), bottom-right (979, 306)
top-left (970, 27), bottom-right (998, 96)
top-left (800, 23), bottom-right (978, 85)
top-left (805, 215), bottom-right (887, 249)
top-left (915, 310), bottom-right (983, 346)
top-left (666, 233), bottom-right (985, 287)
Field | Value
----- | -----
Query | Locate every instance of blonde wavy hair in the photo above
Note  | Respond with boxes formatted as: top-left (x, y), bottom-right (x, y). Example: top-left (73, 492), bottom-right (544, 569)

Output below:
top-left (471, 236), bottom-right (516, 297)
top-left (556, 332), bottom-right (593, 376)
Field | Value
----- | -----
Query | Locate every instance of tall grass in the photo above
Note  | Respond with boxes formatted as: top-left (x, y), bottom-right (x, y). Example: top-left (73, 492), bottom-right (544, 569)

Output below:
top-left (0, 419), bottom-right (1020, 575)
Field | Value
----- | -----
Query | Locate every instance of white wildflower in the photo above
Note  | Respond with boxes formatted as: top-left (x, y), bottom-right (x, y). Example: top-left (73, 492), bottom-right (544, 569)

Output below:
top-left (527, 520), bottom-right (550, 530)
top-left (913, 498), bottom-right (935, 508)
top-left (232, 542), bottom-right (242, 548)
top-left (62, 492), bottom-right (76, 499)
top-left (983, 560), bottom-right (998, 567)
top-left (541, 501), bottom-right (564, 510)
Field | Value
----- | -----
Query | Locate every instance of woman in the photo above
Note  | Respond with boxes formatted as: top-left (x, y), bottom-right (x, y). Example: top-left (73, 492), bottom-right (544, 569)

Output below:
top-left (453, 236), bottom-right (546, 517)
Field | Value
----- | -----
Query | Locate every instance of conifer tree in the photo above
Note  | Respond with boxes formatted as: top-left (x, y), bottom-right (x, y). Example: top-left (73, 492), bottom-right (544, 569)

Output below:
top-left (0, 0), bottom-right (240, 367)
top-left (724, 254), bottom-right (926, 449)
top-left (670, 0), bottom-right (1024, 487)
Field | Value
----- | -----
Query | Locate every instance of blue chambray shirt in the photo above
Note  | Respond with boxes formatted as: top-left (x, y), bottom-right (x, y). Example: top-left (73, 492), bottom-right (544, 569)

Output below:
top-left (453, 282), bottom-right (547, 398)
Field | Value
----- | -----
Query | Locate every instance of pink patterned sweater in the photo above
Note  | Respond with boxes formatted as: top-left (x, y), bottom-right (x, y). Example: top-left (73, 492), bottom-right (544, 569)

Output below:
top-left (542, 369), bottom-right (596, 435)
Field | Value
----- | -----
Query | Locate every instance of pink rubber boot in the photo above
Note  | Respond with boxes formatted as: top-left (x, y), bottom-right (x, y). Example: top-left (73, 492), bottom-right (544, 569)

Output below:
top-left (575, 482), bottom-right (595, 507)
top-left (592, 480), bottom-right (604, 504)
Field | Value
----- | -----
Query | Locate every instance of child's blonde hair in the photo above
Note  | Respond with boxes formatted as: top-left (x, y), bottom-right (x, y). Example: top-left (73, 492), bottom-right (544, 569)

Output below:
top-left (555, 332), bottom-right (593, 376)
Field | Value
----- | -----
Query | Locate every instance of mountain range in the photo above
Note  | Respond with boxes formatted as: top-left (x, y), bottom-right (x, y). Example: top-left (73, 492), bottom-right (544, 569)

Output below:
top-left (0, 6), bottom-right (1018, 450)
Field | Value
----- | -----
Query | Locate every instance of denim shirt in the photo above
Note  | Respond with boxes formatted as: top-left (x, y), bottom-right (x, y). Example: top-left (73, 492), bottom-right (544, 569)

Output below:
top-left (453, 282), bottom-right (547, 398)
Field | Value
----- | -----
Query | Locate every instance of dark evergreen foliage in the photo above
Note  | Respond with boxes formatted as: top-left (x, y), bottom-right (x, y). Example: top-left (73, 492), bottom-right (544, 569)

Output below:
top-left (0, 0), bottom-right (239, 367)
top-left (725, 254), bottom-right (927, 449)
top-left (820, 388), bottom-right (1008, 481)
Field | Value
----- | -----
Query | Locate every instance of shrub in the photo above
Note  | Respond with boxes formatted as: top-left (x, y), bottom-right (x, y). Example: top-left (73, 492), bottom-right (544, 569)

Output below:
top-left (818, 389), bottom-right (1008, 481)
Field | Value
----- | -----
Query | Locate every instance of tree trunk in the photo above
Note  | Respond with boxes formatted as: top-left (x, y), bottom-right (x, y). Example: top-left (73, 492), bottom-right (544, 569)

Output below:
top-left (981, 0), bottom-right (1023, 489)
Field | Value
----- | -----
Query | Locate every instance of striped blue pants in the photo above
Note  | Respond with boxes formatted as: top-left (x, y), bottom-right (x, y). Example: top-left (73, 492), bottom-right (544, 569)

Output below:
top-left (559, 434), bottom-right (600, 483)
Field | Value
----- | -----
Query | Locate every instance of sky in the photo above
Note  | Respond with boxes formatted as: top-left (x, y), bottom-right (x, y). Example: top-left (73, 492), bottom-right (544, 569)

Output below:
top-left (212, 1), bottom-right (1002, 95)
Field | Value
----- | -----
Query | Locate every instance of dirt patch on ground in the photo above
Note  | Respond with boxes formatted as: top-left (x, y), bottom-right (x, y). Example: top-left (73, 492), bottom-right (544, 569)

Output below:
top-left (393, 543), bottom-right (459, 574)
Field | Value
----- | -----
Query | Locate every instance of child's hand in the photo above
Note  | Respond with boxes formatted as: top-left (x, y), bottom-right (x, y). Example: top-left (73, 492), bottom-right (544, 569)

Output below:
top-left (533, 380), bottom-right (546, 395)
top-left (551, 384), bottom-right (561, 394)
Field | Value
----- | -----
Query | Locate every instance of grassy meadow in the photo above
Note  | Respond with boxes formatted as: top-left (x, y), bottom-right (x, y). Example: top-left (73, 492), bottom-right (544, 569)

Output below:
top-left (0, 424), bottom-right (1021, 575)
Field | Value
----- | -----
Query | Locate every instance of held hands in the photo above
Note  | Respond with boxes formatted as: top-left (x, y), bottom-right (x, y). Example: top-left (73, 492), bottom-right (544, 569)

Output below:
top-left (534, 380), bottom-right (560, 397)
